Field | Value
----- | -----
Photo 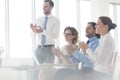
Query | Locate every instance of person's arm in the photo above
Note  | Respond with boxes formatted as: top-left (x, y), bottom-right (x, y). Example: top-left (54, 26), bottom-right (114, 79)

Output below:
top-left (52, 46), bottom-right (72, 64)
top-left (52, 47), bottom-right (61, 64)
top-left (30, 22), bottom-right (43, 33)
top-left (90, 40), bottom-right (99, 52)
top-left (58, 47), bottom-right (72, 64)
top-left (83, 36), bottom-right (114, 66)
top-left (78, 41), bottom-right (96, 61)
top-left (86, 48), bottom-right (95, 61)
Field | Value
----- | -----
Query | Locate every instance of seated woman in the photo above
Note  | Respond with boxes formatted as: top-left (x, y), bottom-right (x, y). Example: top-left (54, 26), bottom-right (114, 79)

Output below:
top-left (52, 16), bottom-right (117, 80)
top-left (52, 26), bottom-right (80, 65)
top-left (38, 26), bottom-right (80, 80)
top-left (79, 16), bottom-right (116, 74)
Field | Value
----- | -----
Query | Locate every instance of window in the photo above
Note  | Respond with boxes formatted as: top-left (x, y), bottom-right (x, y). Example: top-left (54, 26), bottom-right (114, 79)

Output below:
top-left (9, 0), bottom-right (32, 57)
top-left (79, 0), bottom-right (91, 42)
top-left (109, 4), bottom-right (115, 39)
top-left (59, 0), bottom-right (77, 46)
top-left (109, 3), bottom-right (120, 55)
top-left (0, 0), bottom-right (5, 57)
top-left (36, 0), bottom-right (55, 19)
top-left (117, 5), bottom-right (120, 54)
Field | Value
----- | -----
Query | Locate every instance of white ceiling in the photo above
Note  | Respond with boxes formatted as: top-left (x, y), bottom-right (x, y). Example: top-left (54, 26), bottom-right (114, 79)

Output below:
top-left (110, 0), bottom-right (120, 3)
top-left (110, 0), bottom-right (120, 4)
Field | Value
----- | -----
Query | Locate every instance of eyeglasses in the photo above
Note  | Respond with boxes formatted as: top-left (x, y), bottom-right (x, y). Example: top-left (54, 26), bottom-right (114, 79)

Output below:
top-left (64, 33), bottom-right (72, 36)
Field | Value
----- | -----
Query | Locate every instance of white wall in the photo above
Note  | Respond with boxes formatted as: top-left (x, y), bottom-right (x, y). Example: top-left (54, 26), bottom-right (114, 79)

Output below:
top-left (91, 0), bottom-right (109, 21)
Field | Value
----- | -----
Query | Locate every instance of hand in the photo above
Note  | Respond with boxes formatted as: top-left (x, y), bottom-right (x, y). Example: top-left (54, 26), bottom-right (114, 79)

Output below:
top-left (38, 27), bottom-right (43, 33)
top-left (52, 47), bottom-right (60, 57)
top-left (30, 23), bottom-right (37, 32)
top-left (30, 24), bottom-right (43, 33)
top-left (78, 41), bottom-right (88, 52)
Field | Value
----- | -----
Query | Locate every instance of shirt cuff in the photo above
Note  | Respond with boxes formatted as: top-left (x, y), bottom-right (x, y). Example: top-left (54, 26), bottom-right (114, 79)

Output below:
top-left (86, 48), bottom-right (90, 54)
top-left (86, 48), bottom-right (95, 61)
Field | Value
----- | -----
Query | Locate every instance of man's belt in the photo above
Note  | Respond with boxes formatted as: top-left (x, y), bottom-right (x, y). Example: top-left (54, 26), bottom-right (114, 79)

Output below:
top-left (38, 45), bottom-right (54, 47)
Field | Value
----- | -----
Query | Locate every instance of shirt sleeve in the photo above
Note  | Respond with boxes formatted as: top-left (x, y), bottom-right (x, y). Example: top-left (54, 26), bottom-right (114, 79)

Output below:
top-left (90, 40), bottom-right (99, 52)
top-left (86, 35), bottom-right (115, 65)
top-left (86, 48), bottom-right (95, 62)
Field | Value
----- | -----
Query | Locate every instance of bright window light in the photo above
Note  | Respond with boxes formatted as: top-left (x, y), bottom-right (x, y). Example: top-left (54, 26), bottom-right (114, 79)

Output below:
top-left (59, 0), bottom-right (77, 47)
top-left (9, 0), bottom-right (32, 57)
top-left (80, 1), bottom-right (91, 42)
top-left (0, 0), bottom-right (5, 57)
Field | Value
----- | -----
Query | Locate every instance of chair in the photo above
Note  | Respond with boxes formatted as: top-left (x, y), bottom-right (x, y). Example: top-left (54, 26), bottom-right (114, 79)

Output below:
top-left (0, 47), bottom-right (4, 66)
top-left (111, 52), bottom-right (119, 80)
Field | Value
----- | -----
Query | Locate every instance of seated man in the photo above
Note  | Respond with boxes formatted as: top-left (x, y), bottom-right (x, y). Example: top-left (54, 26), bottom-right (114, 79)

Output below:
top-left (75, 22), bottom-right (100, 69)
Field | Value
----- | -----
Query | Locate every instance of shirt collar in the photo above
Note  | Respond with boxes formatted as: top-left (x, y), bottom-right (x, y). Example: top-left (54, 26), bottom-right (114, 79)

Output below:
top-left (89, 36), bottom-right (98, 42)
top-left (102, 32), bottom-right (110, 38)
top-left (44, 15), bottom-right (52, 18)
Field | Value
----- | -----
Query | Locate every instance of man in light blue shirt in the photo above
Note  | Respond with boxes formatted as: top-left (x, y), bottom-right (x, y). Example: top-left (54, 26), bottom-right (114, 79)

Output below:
top-left (74, 22), bottom-right (100, 69)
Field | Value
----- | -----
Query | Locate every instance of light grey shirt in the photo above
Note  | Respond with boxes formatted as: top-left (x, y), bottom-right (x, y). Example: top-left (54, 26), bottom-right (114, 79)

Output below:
top-left (86, 32), bottom-right (115, 74)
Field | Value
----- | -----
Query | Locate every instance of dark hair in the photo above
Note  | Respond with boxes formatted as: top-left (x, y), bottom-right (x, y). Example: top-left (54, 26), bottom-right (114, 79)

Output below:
top-left (44, 0), bottom-right (54, 7)
top-left (88, 22), bottom-right (100, 38)
top-left (99, 16), bottom-right (117, 31)
top-left (64, 26), bottom-right (78, 44)
top-left (88, 22), bottom-right (96, 30)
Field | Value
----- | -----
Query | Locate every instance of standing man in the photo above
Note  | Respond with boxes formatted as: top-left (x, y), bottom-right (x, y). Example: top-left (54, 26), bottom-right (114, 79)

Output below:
top-left (30, 0), bottom-right (60, 64)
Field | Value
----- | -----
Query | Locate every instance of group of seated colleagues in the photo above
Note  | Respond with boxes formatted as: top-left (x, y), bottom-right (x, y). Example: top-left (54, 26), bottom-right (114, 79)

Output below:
top-left (52, 22), bottom-right (100, 69)
top-left (37, 22), bottom-right (98, 80)
top-left (51, 16), bottom-right (117, 80)
top-left (37, 21), bottom-right (101, 80)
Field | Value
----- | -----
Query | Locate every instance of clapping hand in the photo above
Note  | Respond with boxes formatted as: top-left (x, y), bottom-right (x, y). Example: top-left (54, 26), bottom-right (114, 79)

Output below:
top-left (78, 41), bottom-right (88, 52)
top-left (30, 23), bottom-right (37, 32)
top-left (52, 47), bottom-right (60, 57)
top-left (30, 23), bottom-right (43, 33)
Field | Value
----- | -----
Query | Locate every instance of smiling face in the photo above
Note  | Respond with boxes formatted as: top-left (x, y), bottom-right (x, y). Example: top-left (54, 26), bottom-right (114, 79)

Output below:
top-left (43, 2), bottom-right (53, 15)
top-left (85, 24), bottom-right (96, 38)
top-left (64, 29), bottom-right (74, 43)
top-left (96, 18), bottom-right (108, 35)
top-left (63, 27), bottom-right (78, 44)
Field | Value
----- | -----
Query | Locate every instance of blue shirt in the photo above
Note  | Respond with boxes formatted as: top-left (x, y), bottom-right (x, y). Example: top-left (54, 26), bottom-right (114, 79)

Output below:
top-left (73, 36), bottom-right (99, 69)
top-left (67, 50), bottom-right (80, 64)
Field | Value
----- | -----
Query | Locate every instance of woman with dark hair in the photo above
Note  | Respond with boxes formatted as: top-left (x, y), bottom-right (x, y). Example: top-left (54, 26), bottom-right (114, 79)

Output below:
top-left (78, 16), bottom-right (117, 80)
top-left (80, 16), bottom-right (116, 74)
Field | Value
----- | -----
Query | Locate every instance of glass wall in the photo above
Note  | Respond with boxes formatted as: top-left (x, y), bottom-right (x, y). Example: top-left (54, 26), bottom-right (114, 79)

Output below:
top-left (36, 0), bottom-right (55, 19)
top-left (117, 5), bottom-right (120, 54)
top-left (109, 3), bottom-right (120, 54)
top-left (9, 0), bottom-right (32, 57)
top-left (79, 0), bottom-right (91, 42)
top-left (0, 0), bottom-right (5, 57)
top-left (2, 0), bottom-right (119, 57)
top-left (59, 0), bottom-right (77, 46)
top-left (0, 0), bottom-right (92, 57)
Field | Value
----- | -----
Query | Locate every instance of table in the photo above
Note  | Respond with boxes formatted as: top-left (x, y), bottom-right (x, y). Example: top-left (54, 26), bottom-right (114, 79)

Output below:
top-left (1, 64), bottom-right (76, 80)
